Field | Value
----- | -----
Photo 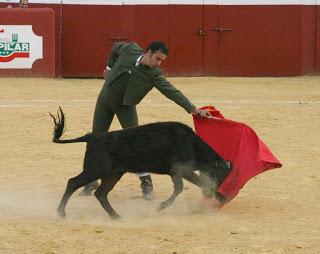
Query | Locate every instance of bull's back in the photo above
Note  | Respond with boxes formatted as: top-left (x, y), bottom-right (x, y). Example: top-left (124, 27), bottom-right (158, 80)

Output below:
top-left (86, 121), bottom-right (230, 184)
top-left (95, 122), bottom-right (197, 156)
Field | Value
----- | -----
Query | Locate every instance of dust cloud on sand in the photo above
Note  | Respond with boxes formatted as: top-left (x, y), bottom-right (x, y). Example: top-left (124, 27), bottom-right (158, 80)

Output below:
top-left (0, 184), bottom-right (218, 224)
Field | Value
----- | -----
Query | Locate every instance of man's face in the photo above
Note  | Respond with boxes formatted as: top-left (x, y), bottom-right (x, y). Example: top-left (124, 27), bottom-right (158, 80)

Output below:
top-left (145, 50), bottom-right (167, 68)
top-left (20, 0), bottom-right (28, 7)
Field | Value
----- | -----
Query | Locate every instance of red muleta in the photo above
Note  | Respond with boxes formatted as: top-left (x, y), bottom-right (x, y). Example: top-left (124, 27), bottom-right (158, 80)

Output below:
top-left (193, 106), bottom-right (282, 206)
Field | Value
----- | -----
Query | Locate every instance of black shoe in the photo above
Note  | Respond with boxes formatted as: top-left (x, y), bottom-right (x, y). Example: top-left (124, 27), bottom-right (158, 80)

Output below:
top-left (79, 181), bottom-right (99, 196)
top-left (140, 175), bottom-right (154, 201)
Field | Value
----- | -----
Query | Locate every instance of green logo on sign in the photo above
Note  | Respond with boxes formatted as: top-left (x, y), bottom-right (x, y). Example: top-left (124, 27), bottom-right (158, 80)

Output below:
top-left (0, 34), bottom-right (30, 62)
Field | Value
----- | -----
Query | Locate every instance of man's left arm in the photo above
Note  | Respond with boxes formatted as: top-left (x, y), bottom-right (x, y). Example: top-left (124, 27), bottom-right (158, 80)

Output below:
top-left (153, 74), bottom-right (212, 117)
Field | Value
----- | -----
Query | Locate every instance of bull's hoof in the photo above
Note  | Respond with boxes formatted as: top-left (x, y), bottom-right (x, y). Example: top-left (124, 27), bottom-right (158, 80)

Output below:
top-left (157, 201), bottom-right (169, 211)
top-left (111, 214), bottom-right (121, 220)
top-left (57, 208), bottom-right (66, 218)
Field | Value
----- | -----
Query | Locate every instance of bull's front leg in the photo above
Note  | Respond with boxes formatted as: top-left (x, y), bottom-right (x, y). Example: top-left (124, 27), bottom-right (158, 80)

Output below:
top-left (157, 174), bottom-right (183, 211)
top-left (182, 171), bottom-right (215, 197)
top-left (182, 171), bottom-right (203, 187)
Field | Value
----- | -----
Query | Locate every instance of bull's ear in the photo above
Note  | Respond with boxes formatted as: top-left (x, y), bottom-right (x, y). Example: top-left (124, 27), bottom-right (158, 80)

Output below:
top-left (226, 161), bottom-right (231, 169)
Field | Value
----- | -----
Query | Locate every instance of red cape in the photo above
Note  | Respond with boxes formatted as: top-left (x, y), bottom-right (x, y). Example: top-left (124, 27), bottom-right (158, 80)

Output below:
top-left (193, 106), bottom-right (282, 202)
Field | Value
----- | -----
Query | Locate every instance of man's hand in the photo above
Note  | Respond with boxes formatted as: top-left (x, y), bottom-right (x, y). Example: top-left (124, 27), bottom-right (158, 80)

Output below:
top-left (191, 108), bottom-right (213, 119)
top-left (103, 69), bottom-right (109, 80)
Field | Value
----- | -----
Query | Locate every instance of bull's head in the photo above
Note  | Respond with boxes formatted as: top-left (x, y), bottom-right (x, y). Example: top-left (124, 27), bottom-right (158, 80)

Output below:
top-left (200, 159), bottom-right (232, 203)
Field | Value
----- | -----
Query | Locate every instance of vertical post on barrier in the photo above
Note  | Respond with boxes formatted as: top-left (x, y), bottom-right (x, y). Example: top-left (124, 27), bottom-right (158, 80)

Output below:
top-left (316, 0), bottom-right (320, 73)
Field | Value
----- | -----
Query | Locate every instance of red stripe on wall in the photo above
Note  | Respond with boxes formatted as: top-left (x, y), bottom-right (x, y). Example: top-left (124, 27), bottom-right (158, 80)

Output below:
top-left (0, 52), bottom-right (30, 63)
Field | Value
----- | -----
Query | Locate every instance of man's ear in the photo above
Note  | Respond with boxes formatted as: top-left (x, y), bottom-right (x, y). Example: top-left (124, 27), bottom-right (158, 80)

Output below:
top-left (146, 49), bottom-right (152, 56)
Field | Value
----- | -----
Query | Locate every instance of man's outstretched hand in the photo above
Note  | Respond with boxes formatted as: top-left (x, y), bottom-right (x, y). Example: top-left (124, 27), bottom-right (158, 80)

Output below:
top-left (191, 108), bottom-right (213, 119)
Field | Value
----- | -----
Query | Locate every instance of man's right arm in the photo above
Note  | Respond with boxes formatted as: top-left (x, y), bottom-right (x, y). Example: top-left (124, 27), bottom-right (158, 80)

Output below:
top-left (103, 42), bottom-right (128, 79)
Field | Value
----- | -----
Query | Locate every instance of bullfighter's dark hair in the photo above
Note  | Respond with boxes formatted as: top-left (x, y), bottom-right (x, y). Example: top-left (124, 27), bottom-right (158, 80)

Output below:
top-left (147, 41), bottom-right (169, 55)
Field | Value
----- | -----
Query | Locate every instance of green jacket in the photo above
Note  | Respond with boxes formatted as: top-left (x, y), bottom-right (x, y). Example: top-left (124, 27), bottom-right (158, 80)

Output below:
top-left (106, 42), bottom-right (195, 113)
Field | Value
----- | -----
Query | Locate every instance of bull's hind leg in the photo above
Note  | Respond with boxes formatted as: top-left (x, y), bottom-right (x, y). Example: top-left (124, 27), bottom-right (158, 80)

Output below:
top-left (94, 172), bottom-right (123, 220)
top-left (57, 172), bottom-right (97, 218)
top-left (158, 174), bottom-right (183, 211)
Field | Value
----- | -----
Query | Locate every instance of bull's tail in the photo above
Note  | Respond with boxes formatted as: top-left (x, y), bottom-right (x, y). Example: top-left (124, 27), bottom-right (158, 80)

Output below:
top-left (50, 106), bottom-right (90, 144)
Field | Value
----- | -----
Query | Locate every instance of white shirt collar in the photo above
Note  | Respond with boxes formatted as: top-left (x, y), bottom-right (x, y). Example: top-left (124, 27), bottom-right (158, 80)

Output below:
top-left (136, 55), bottom-right (143, 67)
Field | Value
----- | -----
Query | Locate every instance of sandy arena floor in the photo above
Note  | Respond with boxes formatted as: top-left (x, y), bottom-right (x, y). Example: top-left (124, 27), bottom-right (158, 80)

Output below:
top-left (0, 76), bottom-right (319, 254)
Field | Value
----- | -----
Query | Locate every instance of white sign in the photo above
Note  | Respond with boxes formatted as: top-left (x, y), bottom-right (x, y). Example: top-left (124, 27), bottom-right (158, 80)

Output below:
top-left (0, 25), bottom-right (43, 69)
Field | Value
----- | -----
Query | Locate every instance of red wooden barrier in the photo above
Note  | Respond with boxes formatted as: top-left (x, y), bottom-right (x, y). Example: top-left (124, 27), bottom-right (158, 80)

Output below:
top-left (0, 2), bottom-right (319, 77)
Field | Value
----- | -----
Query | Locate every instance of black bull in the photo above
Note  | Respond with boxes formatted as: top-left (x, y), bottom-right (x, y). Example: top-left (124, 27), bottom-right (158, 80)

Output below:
top-left (50, 107), bottom-right (232, 219)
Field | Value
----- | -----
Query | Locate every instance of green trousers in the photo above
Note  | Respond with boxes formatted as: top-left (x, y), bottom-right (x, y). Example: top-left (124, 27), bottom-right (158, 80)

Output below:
top-left (82, 81), bottom-right (150, 193)
top-left (92, 82), bottom-right (138, 132)
top-left (92, 82), bottom-right (150, 171)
